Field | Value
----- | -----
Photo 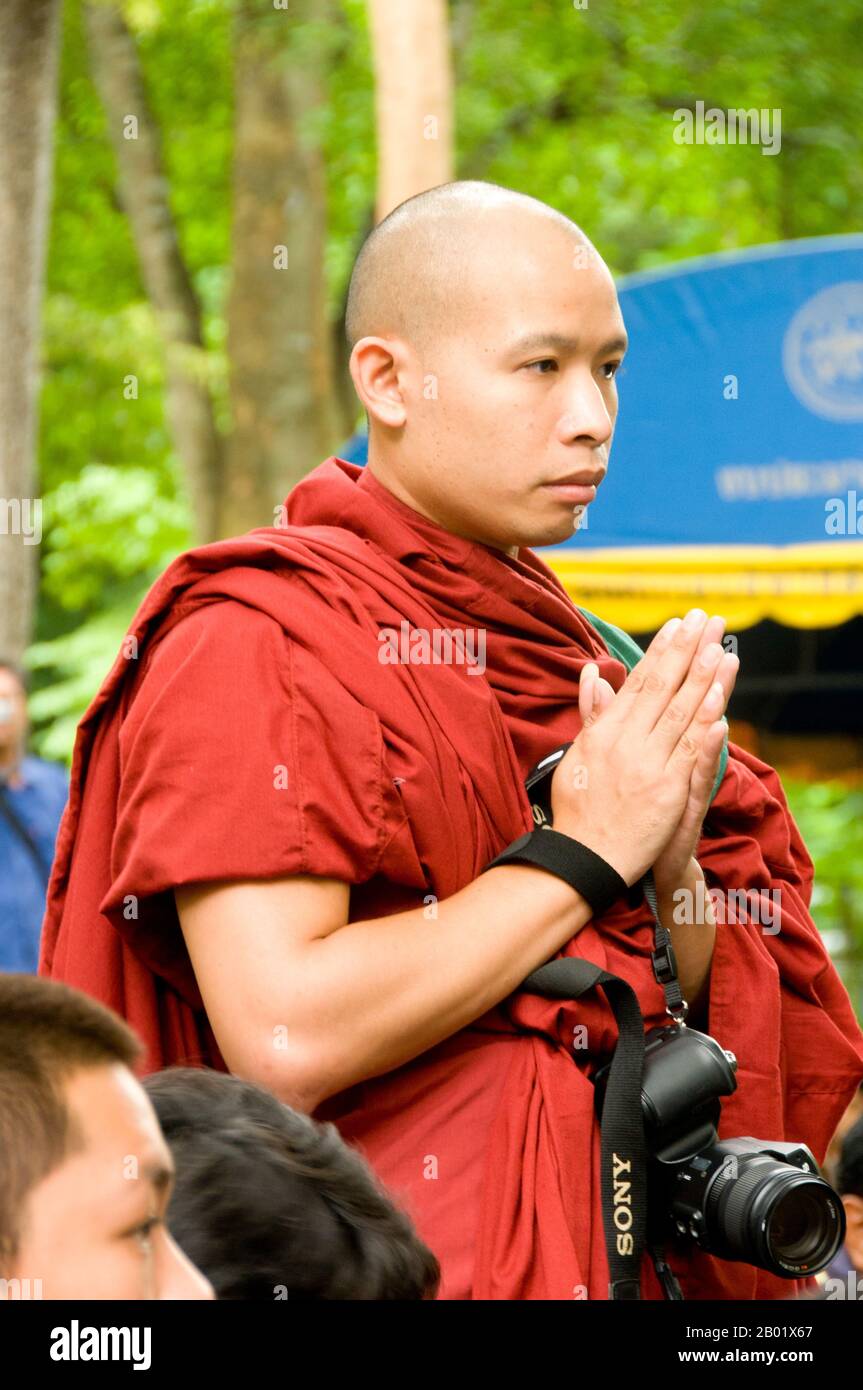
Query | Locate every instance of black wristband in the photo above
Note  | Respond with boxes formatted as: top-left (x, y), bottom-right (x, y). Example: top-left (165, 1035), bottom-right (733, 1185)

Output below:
top-left (481, 828), bottom-right (628, 917)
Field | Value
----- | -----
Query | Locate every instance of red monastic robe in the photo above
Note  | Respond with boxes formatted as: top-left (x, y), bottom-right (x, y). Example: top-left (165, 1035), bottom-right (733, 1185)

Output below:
top-left (40, 457), bottom-right (863, 1300)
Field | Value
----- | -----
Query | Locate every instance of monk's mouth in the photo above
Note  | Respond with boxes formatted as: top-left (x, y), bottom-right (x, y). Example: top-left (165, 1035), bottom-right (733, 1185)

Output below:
top-left (541, 481), bottom-right (598, 504)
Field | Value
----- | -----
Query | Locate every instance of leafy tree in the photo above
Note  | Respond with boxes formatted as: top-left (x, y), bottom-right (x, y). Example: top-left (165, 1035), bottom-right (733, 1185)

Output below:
top-left (30, 0), bottom-right (863, 774)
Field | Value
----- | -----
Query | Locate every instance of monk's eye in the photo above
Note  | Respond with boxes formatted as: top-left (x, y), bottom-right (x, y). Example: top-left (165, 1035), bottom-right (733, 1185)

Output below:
top-left (600, 361), bottom-right (623, 380)
top-left (523, 358), bottom-right (558, 374)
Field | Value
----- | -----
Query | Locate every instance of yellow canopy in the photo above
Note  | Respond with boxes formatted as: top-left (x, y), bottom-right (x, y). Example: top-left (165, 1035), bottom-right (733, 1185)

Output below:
top-left (545, 540), bottom-right (863, 633)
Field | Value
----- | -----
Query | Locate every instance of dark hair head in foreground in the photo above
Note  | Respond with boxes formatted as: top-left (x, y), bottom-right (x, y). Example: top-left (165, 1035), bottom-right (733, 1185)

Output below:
top-left (144, 1067), bottom-right (441, 1300)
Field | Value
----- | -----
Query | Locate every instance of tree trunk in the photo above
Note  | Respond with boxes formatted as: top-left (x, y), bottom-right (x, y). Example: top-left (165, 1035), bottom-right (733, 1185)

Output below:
top-left (84, 1), bottom-right (222, 542)
top-left (367, 0), bottom-right (454, 221)
top-left (0, 0), bottom-right (62, 661)
top-left (223, 2), bottom-right (340, 536)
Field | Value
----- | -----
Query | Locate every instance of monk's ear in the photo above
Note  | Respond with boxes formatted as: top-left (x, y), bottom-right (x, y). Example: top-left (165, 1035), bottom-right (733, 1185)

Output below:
top-left (348, 336), bottom-right (409, 431)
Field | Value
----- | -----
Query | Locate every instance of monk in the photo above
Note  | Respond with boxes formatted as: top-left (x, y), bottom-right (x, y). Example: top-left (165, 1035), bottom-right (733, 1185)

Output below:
top-left (41, 180), bottom-right (863, 1300)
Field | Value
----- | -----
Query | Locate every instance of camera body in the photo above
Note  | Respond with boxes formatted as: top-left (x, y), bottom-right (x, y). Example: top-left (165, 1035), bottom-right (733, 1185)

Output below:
top-left (592, 1024), bottom-right (845, 1276)
top-left (526, 741), bottom-right (846, 1278)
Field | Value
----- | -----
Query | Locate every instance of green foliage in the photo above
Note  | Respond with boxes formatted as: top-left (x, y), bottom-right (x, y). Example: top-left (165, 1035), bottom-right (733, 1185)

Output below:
top-left (453, 0), bottom-right (863, 268)
top-left (783, 778), bottom-right (863, 1013)
top-left (27, 598), bottom-right (144, 762)
top-left (26, 459), bottom-right (189, 762)
top-left (42, 463), bottom-right (190, 610)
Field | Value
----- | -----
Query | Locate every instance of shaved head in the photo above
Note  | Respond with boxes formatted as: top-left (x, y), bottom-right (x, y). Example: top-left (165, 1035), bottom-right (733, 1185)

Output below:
top-left (346, 179), bottom-right (626, 557)
top-left (345, 180), bottom-right (592, 357)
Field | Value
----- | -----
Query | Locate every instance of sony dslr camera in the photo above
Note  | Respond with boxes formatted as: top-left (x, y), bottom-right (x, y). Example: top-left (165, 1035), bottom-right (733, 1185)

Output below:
top-left (526, 741), bottom-right (845, 1278)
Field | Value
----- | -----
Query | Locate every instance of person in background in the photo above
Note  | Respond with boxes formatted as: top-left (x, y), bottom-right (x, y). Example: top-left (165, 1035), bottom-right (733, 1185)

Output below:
top-left (144, 1066), bottom-right (440, 1300)
top-left (822, 1082), bottom-right (863, 1190)
top-left (0, 660), bottom-right (67, 972)
top-left (0, 973), bottom-right (213, 1300)
top-left (820, 1113), bottom-right (863, 1286)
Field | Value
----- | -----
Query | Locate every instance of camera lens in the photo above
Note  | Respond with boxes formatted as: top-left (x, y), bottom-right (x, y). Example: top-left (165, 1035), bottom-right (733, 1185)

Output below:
top-left (767, 1183), bottom-right (836, 1268)
top-left (706, 1154), bottom-right (845, 1276)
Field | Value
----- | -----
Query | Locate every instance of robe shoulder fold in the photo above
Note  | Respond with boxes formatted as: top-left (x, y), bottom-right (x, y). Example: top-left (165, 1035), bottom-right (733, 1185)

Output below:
top-left (110, 597), bottom-right (408, 906)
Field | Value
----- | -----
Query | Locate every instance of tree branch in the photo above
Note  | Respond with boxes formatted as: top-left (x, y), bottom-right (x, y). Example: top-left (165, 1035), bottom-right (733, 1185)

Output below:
top-left (84, 1), bottom-right (222, 541)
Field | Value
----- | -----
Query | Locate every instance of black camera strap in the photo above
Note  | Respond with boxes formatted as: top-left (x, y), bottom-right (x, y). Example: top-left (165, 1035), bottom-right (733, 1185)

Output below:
top-left (483, 827), bottom-right (629, 918)
top-left (520, 953), bottom-right (648, 1299)
top-left (500, 741), bottom-right (695, 1297)
top-left (642, 870), bottom-right (687, 1024)
top-left (514, 856), bottom-right (687, 1299)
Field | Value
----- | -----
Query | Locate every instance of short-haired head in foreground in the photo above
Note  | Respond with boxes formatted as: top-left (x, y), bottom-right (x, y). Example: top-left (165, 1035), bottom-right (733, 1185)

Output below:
top-left (0, 974), bottom-right (212, 1300)
top-left (145, 1066), bottom-right (441, 1300)
top-left (346, 179), bottom-right (628, 557)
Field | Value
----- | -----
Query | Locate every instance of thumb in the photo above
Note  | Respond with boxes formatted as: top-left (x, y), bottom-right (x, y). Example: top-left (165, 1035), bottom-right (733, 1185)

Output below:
top-left (579, 662), bottom-right (599, 723)
top-left (689, 721), bottom-right (727, 817)
top-left (594, 676), bottom-right (616, 714)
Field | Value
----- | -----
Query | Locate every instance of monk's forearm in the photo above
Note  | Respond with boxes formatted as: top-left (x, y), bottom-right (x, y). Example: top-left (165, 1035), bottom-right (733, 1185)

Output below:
top-left (659, 860), bottom-right (716, 1025)
top-left (282, 866), bottom-right (593, 1109)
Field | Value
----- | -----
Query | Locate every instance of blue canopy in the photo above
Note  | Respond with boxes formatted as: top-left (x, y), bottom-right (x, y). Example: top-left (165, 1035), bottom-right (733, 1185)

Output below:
top-left (579, 233), bottom-right (863, 551)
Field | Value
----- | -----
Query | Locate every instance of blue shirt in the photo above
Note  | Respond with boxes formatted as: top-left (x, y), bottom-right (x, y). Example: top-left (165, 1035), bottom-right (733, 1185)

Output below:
top-left (0, 755), bottom-right (68, 972)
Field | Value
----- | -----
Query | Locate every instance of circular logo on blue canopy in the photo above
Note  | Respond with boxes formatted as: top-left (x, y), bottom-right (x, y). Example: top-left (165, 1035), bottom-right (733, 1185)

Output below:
top-left (782, 281), bottom-right (863, 422)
